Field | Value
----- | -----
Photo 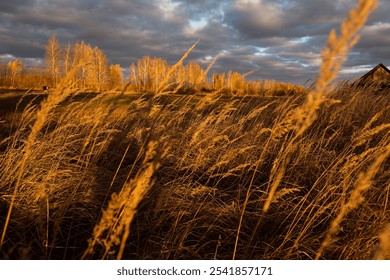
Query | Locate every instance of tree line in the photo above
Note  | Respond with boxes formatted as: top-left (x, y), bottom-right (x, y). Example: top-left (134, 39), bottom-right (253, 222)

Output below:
top-left (127, 56), bottom-right (305, 96)
top-left (0, 34), bottom-right (305, 96)
top-left (0, 33), bottom-right (123, 91)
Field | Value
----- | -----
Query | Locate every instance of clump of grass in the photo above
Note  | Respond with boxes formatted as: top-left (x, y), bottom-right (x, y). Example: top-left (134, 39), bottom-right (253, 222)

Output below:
top-left (1, 63), bottom-right (84, 247)
top-left (83, 141), bottom-right (166, 260)
top-left (316, 142), bottom-right (390, 259)
top-left (0, 79), bottom-right (144, 259)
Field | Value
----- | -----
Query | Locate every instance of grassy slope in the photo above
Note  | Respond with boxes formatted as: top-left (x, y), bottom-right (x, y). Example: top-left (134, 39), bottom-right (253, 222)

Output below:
top-left (0, 85), bottom-right (389, 259)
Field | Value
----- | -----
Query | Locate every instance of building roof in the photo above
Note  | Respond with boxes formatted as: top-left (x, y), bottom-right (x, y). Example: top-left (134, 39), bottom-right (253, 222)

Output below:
top-left (356, 63), bottom-right (390, 87)
top-left (360, 63), bottom-right (390, 80)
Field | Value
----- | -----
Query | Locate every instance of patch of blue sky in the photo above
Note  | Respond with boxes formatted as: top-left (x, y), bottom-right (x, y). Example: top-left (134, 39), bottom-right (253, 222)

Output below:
top-left (254, 47), bottom-right (269, 56)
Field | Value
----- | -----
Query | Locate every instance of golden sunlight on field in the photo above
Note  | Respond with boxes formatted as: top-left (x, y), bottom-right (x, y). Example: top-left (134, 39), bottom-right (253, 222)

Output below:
top-left (0, 0), bottom-right (389, 260)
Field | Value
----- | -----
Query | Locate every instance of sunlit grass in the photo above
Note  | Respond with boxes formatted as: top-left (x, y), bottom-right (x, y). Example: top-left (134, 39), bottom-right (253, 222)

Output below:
top-left (0, 0), bottom-right (388, 260)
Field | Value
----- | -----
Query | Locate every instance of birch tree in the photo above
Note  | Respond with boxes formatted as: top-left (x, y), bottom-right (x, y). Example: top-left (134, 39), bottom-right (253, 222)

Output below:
top-left (45, 33), bottom-right (61, 86)
top-left (90, 47), bottom-right (108, 91)
top-left (7, 60), bottom-right (23, 88)
top-left (63, 42), bottom-right (72, 76)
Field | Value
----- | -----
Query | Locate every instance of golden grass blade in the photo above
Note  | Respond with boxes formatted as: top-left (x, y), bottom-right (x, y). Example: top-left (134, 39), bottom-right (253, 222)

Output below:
top-left (262, 0), bottom-right (378, 214)
top-left (204, 52), bottom-right (222, 77)
top-left (155, 39), bottom-right (200, 94)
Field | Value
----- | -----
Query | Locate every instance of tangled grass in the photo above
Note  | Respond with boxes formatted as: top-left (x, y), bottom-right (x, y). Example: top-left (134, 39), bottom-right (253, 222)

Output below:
top-left (0, 81), bottom-right (388, 259)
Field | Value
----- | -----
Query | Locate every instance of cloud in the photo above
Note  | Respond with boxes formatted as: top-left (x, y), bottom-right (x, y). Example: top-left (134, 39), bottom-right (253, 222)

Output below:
top-left (0, 0), bottom-right (389, 84)
top-left (224, 0), bottom-right (347, 39)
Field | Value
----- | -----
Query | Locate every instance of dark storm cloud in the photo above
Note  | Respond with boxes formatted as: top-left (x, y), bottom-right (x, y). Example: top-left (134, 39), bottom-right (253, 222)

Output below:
top-left (223, 0), bottom-right (343, 39)
top-left (0, 0), bottom-right (389, 84)
top-left (0, 0), bottom-right (36, 13)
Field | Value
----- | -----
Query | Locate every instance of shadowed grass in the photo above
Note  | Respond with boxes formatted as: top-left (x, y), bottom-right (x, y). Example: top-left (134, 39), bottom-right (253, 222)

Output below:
top-left (1, 83), bottom-right (388, 259)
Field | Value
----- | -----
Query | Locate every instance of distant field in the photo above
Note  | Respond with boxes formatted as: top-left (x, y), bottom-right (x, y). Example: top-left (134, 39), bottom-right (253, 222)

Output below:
top-left (0, 90), bottom-right (285, 149)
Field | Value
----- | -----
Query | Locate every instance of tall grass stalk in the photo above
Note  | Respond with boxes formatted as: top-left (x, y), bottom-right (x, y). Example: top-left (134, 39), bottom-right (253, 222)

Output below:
top-left (82, 141), bottom-right (164, 259)
top-left (204, 52), bottom-right (222, 77)
top-left (155, 40), bottom-right (200, 94)
top-left (295, 0), bottom-right (378, 138)
top-left (262, 0), bottom-right (378, 213)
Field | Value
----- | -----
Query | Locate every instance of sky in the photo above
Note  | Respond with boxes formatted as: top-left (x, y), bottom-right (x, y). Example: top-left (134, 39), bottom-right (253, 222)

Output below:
top-left (0, 0), bottom-right (389, 85)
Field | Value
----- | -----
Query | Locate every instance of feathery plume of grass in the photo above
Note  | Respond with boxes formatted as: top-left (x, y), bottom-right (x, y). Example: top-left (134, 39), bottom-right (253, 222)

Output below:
top-left (297, 0), bottom-right (378, 136)
top-left (82, 141), bottom-right (164, 259)
top-left (263, 0), bottom-right (378, 214)
top-left (274, 0), bottom-right (378, 139)
top-left (204, 52), bottom-right (222, 77)
top-left (242, 69), bottom-right (259, 78)
top-left (155, 40), bottom-right (200, 94)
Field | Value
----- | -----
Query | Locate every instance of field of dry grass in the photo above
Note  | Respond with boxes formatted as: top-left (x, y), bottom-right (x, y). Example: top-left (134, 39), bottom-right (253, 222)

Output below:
top-left (0, 0), bottom-right (389, 260)
top-left (0, 81), bottom-right (389, 259)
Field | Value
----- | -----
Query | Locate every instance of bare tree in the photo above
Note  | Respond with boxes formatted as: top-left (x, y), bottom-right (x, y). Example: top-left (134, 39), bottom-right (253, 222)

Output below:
top-left (45, 33), bottom-right (61, 87)
top-left (90, 47), bottom-right (109, 91)
top-left (7, 60), bottom-right (23, 88)
top-left (72, 41), bottom-right (91, 89)
top-left (63, 42), bottom-right (72, 76)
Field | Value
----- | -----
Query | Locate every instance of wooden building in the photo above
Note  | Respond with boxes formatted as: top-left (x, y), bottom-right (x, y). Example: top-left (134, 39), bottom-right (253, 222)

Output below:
top-left (357, 63), bottom-right (390, 87)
